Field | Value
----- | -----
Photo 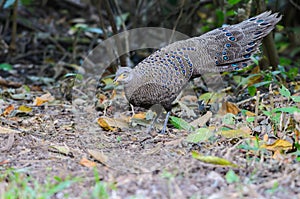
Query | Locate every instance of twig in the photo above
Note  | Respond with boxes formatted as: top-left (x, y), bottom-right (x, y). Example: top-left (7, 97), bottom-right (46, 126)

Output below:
top-left (254, 90), bottom-right (260, 127)
top-left (0, 0), bottom-right (6, 10)
top-left (169, 0), bottom-right (184, 44)
top-left (0, 133), bottom-right (15, 152)
top-left (103, 0), bottom-right (127, 67)
top-left (289, 0), bottom-right (300, 11)
top-left (113, 0), bottom-right (129, 56)
top-left (9, 0), bottom-right (18, 52)
top-left (95, 0), bottom-right (108, 39)
top-left (255, 0), bottom-right (280, 69)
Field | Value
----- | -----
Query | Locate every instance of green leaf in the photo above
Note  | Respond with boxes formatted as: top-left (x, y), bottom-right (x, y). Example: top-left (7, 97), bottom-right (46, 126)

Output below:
top-left (263, 110), bottom-right (272, 117)
top-left (215, 9), bottom-right (224, 26)
top-left (248, 85), bottom-right (256, 96)
top-left (291, 96), bottom-right (300, 103)
top-left (0, 63), bottom-right (13, 71)
top-left (115, 12), bottom-right (130, 28)
top-left (228, 0), bottom-right (241, 6)
top-left (246, 116), bottom-right (255, 123)
top-left (186, 128), bottom-right (213, 143)
top-left (279, 85), bottom-right (291, 98)
top-left (170, 116), bottom-right (194, 131)
top-left (191, 151), bottom-right (238, 167)
top-left (222, 113), bottom-right (236, 125)
top-left (273, 107), bottom-right (300, 114)
top-left (226, 10), bottom-right (235, 16)
top-left (287, 67), bottom-right (298, 80)
top-left (225, 170), bottom-right (240, 183)
top-left (253, 80), bottom-right (272, 88)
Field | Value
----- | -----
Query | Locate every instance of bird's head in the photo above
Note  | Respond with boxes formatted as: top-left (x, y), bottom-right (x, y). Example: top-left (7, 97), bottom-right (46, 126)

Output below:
top-left (113, 67), bottom-right (133, 84)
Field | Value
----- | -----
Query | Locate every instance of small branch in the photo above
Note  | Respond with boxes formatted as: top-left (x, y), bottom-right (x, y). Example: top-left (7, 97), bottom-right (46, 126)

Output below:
top-left (169, 0), bottom-right (184, 44)
top-left (255, 0), bottom-right (280, 69)
top-left (9, 0), bottom-right (18, 52)
top-left (103, 0), bottom-right (127, 67)
top-left (95, 0), bottom-right (108, 40)
top-left (0, 0), bottom-right (6, 10)
top-left (289, 0), bottom-right (300, 11)
top-left (254, 90), bottom-right (260, 127)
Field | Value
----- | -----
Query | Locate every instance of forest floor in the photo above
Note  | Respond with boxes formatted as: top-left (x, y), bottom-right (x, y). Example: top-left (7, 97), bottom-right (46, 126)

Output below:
top-left (1, 2), bottom-right (300, 199)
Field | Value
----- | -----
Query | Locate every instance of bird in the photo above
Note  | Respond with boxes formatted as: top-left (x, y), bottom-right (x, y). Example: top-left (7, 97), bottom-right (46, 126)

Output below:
top-left (114, 11), bottom-right (282, 134)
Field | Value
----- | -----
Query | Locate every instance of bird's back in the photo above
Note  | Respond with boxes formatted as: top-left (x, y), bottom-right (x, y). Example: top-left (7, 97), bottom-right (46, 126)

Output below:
top-left (122, 11), bottom-right (282, 111)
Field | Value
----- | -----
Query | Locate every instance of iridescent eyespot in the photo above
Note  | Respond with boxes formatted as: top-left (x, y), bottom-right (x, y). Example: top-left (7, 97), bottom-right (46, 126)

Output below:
top-left (257, 19), bottom-right (264, 23)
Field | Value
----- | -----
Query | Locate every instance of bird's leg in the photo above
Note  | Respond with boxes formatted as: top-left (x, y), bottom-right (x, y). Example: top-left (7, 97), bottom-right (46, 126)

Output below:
top-left (160, 111), bottom-right (170, 134)
top-left (130, 104), bottom-right (135, 116)
top-left (146, 108), bottom-right (163, 133)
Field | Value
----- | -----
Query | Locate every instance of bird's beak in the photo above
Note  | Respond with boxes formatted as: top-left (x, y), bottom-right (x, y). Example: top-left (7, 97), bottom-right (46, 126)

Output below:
top-left (113, 74), bottom-right (124, 85)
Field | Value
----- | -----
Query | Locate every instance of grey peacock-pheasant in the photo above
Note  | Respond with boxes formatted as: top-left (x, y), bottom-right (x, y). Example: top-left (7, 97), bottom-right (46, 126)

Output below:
top-left (114, 11), bottom-right (282, 134)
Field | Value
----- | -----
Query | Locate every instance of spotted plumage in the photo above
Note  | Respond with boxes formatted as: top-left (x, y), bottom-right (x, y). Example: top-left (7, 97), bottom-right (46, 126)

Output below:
top-left (114, 11), bottom-right (282, 133)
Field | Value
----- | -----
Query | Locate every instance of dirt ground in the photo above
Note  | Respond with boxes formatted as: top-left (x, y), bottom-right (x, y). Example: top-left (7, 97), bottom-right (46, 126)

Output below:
top-left (1, 80), bottom-right (300, 198)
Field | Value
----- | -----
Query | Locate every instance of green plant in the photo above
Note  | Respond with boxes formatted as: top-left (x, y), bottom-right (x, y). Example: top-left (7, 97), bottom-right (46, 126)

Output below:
top-left (1, 168), bottom-right (78, 199)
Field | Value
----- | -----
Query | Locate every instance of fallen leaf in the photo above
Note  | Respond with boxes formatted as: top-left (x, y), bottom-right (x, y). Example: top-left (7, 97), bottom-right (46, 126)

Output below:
top-left (33, 93), bottom-right (55, 106)
top-left (97, 116), bottom-right (128, 131)
top-left (0, 159), bottom-right (10, 165)
top-left (219, 101), bottom-right (240, 115)
top-left (244, 111), bottom-right (256, 117)
top-left (186, 128), bottom-right (213, 143)
top-left (88, 149), bottom-right (108, 164)
top-left (192, 151), bottom-right (238, 167)
top-left (97, 93), bottom-right (107, 104)
top-left (18, 105), bottom-right (32, 113)
top-left (2, 104), bottom-right (14, 116)
top-left (260, 139), bottom-right (293, 151)
top-left (189, 111), bottom-right (212, 127)
top-left (272, 150), bottom-right (284, 160)
top-left (80, 157), bottom-right (97, 167)
top-left (132, 113), bottom-right (146, 119)
top-left (49, 145), bottom-right (71, 156)
top-left (170, 116), bottom-right (194, 131)
top-left (199, 92), bottom-right (226, 104)
top-left (0, 126), bottom-right (21, 134)
top-left (217, 129), bottom-right (252, 138)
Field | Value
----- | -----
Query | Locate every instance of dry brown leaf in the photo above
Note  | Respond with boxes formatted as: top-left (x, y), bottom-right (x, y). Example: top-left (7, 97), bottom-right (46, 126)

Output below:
top-left (33, 93), bottom-right (55, 106)
top-left (272, 150), bottom-right (284, 160)
top-left (97, 93), bottom-right (107, 103)
top-left (98, 117), bottom-right (116, 131)
top-left (0, 159), bottom-right (10, 165)
top-left (180, 95), bottom-right (197, 103)
top-left (88, 149), bottom-right (108, 164)
top-left (263, 134), bottom-right (269, 142)
top-left (111, 89), bottom-right (117, 99)
top-left (0, 126), bottom-right (21, 134)
top-left (261, 139), bottom-right (293, 151)
top-left (80, 157), bottom-right (97, 167)
top-left (218, 101), bottom-right (240, 115)
top-left (97, 116), bottom-right (128, 131)
top-left (218, 129), bottom-right (252, 138)
top-left (2, 104), bottom-right (14, 116)
top-left (251, 65), bottom-right (261, 74)
top-left (189, 111), bottom-right (212, 127)
top-left (49, 145), bottom-right (70, 156)
top-left (245, 110), bottom-right (256, 117)
top-left (294, 112), bottom-right (300, 123)
top-left (132, 113), bottom-right (146, 119)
